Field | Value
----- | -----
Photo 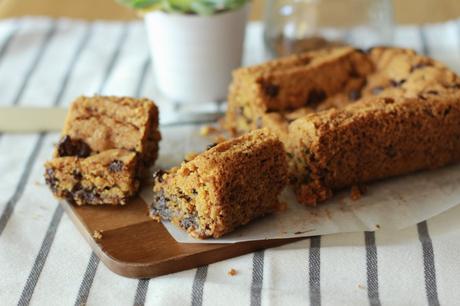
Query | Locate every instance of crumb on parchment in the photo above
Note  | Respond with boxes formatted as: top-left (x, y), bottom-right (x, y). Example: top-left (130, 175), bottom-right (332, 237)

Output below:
top-left (350, 185), bottom-right (367, 201)
top-left (92, 230), bottom-right (103, 240)
top-left (228, 268), bottom-right (237, 276)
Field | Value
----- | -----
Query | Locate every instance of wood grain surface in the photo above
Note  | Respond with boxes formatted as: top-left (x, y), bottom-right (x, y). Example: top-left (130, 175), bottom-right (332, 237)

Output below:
top-left (61, 196), bottom-right (302, 278)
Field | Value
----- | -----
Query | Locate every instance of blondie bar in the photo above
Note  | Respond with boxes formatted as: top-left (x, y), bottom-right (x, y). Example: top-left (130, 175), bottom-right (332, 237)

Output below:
top-left (45, 149), bottom-right (140, 205)
top-left (45, 96), bottom-right (160, 205)
top-left (149, 129), bottom-right (288, 238)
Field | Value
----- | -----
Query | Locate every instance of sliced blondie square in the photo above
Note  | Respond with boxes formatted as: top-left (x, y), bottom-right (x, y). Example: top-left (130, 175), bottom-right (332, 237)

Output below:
top-left (149, 129), bottom-right (289, 238)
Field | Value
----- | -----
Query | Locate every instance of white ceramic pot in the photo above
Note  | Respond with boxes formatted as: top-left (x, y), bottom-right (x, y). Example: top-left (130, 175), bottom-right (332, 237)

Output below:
top-left (144, 5), bottom-right (249, 104)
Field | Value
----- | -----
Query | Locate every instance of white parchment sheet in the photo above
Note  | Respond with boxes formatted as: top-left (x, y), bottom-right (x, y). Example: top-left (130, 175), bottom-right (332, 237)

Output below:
top-left (142, 124), bottom-right (460, 243)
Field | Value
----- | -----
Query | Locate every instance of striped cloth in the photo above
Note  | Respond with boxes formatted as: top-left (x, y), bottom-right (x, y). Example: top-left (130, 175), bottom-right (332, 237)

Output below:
top-left (1, 17), bottom-right (460, 306)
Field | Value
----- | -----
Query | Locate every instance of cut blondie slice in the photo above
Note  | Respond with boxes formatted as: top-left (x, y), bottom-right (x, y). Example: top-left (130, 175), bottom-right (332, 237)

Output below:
top-left (58, 95), bottom-right (161, 172)
top-left (149, 129), bottom-right (288, 239)
top-left (45, 149), bottom-right (140, 205)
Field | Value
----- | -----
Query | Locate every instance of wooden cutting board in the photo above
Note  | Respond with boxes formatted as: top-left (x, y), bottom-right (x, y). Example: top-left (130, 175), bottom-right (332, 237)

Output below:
top-left (61, 196), bottom-right (302, 279)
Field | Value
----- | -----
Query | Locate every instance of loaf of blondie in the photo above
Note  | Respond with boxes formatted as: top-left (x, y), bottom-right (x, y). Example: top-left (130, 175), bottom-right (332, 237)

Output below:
top-left (45, 96), bottom-right (161, 205)
top-left (149, 129), bottom-right (288, 238)
top-left (225, 47), bottom-right (460, 206)
top-left (45, 149), bottom-right (140, 205)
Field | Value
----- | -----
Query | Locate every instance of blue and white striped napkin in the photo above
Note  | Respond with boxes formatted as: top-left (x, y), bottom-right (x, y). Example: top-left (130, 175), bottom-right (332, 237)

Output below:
top-left (1, 17), bottom-right (460, 306)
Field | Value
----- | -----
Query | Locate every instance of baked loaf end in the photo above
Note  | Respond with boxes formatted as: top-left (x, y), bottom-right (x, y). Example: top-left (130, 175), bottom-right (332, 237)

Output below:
top-left (150, 129), bottom-right (289, 238)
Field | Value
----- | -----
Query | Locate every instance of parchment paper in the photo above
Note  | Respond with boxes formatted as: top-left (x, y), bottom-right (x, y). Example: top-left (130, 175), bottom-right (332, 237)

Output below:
top-left (142, 125), bottom-right (460, 243)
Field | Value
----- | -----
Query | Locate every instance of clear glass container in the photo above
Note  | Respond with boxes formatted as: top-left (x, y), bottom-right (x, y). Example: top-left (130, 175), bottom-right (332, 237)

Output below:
top-left (264, 0), bottom-right (394, 57)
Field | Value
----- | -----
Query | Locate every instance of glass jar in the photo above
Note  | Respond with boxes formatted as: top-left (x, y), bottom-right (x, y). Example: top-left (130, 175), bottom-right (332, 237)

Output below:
top-left (263, 0), bottom-right (394, 57)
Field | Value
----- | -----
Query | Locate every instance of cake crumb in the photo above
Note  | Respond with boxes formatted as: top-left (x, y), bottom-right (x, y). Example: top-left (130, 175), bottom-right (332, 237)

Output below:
top-left (228, 268), bottom-right (237, 276)
top-left (358, 284), bottom-right (366, 290)
top-left (200, 125), bottom-right (218, 136)
top-left (92, 230), bottom-right (103, 240)
top-left (350, 185), bottom-right (367, 201)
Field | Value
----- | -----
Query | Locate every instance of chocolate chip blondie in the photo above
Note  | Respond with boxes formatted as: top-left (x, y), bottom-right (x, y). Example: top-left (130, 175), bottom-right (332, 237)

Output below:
top-left (225, 47), bottom-right (460, 206)
top-left (45, 149), bottom-right (140, 205)
top-left (149, 129), bottom-right (288, 238)
top-left (45, 96), bottom-right (161, 205)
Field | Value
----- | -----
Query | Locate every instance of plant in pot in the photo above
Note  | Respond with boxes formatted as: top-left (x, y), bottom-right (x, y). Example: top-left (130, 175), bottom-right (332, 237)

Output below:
top-left (119, 0), bottom-right (250, 104)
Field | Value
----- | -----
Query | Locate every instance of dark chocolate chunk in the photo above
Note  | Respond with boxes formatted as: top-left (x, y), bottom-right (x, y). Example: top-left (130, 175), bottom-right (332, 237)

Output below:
top-left (57, 135), bottom-right (91, 158)
top-left (180, 214), bottom-right (198, 230)
top-left (371, 86), bottom-right (384, 95)
top-left (108, 160), bottom-right (124, 172)
top-left (348, 90), bottom-right (362, 101)
top-left (153, 169), bottom-right (166, 183)
top-left (74, 188), bottom-right (99, 204)
top-left (349, 64), bottom-right (360, 78)
top-left (383, 98), bottom-right (395, 104)
top-left (306, 89), bottom-right (327, 106)
top-left (390, 79), bottom-right (406, 87)
top-left (206, 143), bottom-right (217, 150)
top-left (385, 145), bottom-right (397, 158)
top-left (72, 170), bottom-right (82, 180)
top-left (261, 81), bottom-right (280, 98)
top-left (44, 168), bottom-right (58, 191)
top-left (150, 189), bottom-right (172, 220)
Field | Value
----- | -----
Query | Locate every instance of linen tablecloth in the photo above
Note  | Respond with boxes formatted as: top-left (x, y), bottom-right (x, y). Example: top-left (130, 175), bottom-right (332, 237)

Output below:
top-left (1, 17), bottom-right (460, 306)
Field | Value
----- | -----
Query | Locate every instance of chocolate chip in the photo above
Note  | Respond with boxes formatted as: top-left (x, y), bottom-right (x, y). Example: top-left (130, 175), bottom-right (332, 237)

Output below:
top-left (443, 107), bottom-right (452, 117)
top-left (383, 98), bottom-right (395, 104)
top-left (385, 145), bottom-right (397, 158)
top-left (390, 79), bottom-right (406, 87)
top-left (73, 188), bottom-right (99, 204)
top-left (72, 170), bottom-right (82, 180)
top-left (108, 160), bottom-right (124, 172)
top-left (427, 90), bottom-right (439, 95)
top-left (348, 90), bottom-right (362, 101)
top-left (153, 169), bottom-right (166, 183)
top-left (371, 86), bottom-right (384, 95)
top-left (180, 215), bottom-right (198, 230)
top-left (150, 189), bottom-right (172, 220)
top-left (306, 89), bottom-right (327, 106)
top-left (255, 117), bottom-right (263, 129)
top-left (192, 189), bottom-right (198, 195)
top-left (206, 143), bottom-right (217, 150)
top-left (44, 168), bottom-right (58, 191)
top-left (57, 135), bottom-right (91, 157)
top-left (449, 83), bottom-right (460, 89)
top-left (261, 82), bottom-right (279, 98)
top-left (349, 65), bottom-right (360, 78)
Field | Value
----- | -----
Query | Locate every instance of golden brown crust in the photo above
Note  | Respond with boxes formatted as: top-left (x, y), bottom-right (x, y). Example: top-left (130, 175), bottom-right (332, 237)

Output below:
top-left (150, 129), bottom-right (289, 238)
